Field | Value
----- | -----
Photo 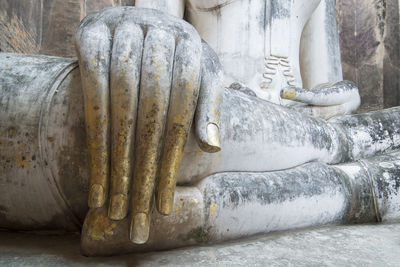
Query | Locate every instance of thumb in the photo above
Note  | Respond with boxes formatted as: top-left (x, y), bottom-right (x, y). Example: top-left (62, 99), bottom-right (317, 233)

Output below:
top-left (195, 41), bottom-right (224, 153)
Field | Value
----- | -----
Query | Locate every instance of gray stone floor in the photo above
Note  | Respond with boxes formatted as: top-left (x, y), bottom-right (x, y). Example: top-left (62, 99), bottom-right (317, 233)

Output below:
top-left (0, 223), bottom-right (399, 266)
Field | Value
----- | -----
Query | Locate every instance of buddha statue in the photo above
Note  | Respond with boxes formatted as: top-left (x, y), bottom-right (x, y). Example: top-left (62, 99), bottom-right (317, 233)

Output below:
top-left (1, 0), bottom-right (400, 256)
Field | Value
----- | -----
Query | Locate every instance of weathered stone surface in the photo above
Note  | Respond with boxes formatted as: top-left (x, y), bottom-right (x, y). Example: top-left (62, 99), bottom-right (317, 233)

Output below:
top-left (336, 0), bottom-right (400, 112)
top-left (2, 53), bottom-right (400, 255)
top-left (0, 0), bottom-right (42, 54)
top-left (0, 53), bottom-right (82, 231)
top-left (1, 1), bottom-right (400, 257)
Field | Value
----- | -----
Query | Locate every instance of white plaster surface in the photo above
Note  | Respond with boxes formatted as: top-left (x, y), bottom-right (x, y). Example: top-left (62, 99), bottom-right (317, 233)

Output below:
top-left (208, 191), bottom-right (347, 240)
top-left (0, 223), bottom-right (399, 266)
top-left (185, 0), bottom-right (343, 105)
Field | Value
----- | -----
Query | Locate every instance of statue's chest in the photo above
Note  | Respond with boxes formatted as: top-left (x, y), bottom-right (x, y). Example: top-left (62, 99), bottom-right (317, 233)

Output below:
top-left (187, 0), bottom-right (320, 54)
top-left (187, 0), bottom-right (321, 92)
top-left (186, 0), bottom-right (320, 29)
top-left (186, 0), bottom-right (236, 11)
top-left (187, 0), bottom-right (309, 12)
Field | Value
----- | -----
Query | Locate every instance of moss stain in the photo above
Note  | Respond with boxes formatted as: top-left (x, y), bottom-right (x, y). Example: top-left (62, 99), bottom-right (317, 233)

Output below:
top-left (184, 227), bottom-right (210, 243)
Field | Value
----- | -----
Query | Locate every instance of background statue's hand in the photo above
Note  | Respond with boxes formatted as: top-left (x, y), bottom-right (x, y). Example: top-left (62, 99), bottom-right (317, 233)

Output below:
top-left (75, 7), bottom-right (223, 244)
top-left (280, 81), bottom-right (361, 120)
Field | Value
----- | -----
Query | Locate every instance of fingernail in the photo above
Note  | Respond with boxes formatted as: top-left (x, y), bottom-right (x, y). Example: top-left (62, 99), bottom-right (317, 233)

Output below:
top-left (130, 213), bottom-right (150, 244)
top-left (109, 194), bottom-right (128, 220)
top-left (157, 191), bottom-right (173, 216)
top-left (88, 184), bottom-right (105, 208)
top-left (281, 89), bottom-right (296, 100)
top-left (206, 123), bottom-right (221, 152)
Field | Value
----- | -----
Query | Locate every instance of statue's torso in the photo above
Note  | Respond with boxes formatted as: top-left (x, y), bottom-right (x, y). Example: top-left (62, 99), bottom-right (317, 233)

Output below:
top-left (1, 0), bottom-right (323, 105)
top-left (186, 0), bottom-right (321, 104)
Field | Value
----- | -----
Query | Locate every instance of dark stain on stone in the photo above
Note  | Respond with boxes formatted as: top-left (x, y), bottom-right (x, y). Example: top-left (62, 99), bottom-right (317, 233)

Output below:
top-left (7, 127), bottom-right (16, 138)
top-left (271, 0), bottom-right (291, 20)
top-left (202, 162), bottom-right (350, 210)
top-left (184, 226), bottom-right (210, 243)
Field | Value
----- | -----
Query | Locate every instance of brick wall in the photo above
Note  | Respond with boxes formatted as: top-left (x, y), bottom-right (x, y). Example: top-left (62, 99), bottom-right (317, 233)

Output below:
top-left (336, 0), bottom-right (400, 112)
top-left (0, 0), bottom-right (135, 57)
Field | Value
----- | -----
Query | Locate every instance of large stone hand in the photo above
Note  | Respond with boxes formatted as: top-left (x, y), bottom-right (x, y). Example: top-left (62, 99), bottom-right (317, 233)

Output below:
top-left (280, 81), bottom-right (361, 119)
top-left (75, 7), bottom-right (223, 244)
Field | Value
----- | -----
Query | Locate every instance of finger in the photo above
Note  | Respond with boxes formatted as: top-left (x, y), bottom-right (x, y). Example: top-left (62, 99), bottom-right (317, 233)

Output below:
top-left (130, 29), bottom-right (175, 244)
top-left (156, 37), bottom-right (202, 216)
top-left (76, 23), bottom-right (111, 208)
top-left (108, 24), bottom-right (144, 220)
top-left (280, 80), bottom-right (360, 107)
top-left (195, 41), bottom-right (224, 153)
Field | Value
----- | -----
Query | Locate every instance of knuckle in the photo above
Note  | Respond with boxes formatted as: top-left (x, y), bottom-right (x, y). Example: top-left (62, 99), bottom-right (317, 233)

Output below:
top-left (76, 24), bottom-right (111, 56)
top-left (78, 20), bottom-right (108, 39)
top-left (177, 38), bottom-right (202, 56)
top-left (112, 27), bottom-right (144, 61)
top-left (115, 22), bottom-right (143, 39)
top-left (146, 28), bottom-right (176, 44)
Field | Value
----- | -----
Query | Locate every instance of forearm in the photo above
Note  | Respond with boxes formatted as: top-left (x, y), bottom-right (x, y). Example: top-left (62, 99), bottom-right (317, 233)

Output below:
top-left (178, 88), bottom-right (344, 184)
top-left (180, 88), bottom-right (400, 184)
top-left (300, 0), bottom-right (343, 89)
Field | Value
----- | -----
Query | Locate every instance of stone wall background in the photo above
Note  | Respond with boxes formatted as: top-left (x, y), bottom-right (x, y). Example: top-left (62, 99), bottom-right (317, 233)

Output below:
top-left (0, 0), bottom-right (42, 54)
top-left (1, 0), bottom-right (399, 112)
top-left (0, 0), bottom-right (135, 57)
top-left (336, 0), bottom-right (400, 112)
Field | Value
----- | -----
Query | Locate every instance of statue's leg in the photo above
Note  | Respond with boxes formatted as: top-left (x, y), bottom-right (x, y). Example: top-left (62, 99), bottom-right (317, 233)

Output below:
top-left (1, 53), bottom-right (400, 226)
top-left (81, 150), bottom-right (400, 256)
